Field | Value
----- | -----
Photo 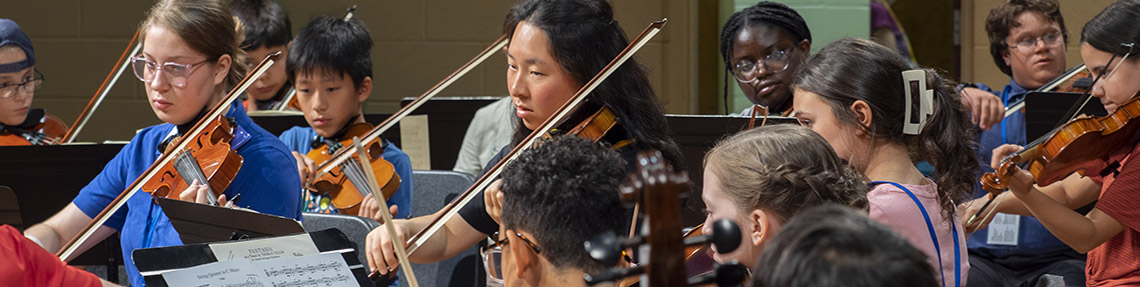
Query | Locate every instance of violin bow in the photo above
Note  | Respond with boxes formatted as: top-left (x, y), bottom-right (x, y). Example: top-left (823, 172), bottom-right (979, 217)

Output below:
top-left (56, 52), bottom-right (283, 262)
top-left (1000, 64), bottom-right (1089, 119)
top-left (352, 137), bottom-right (419, 287)
top-left (396, 19), bottom-right (667, 262)
top-left (61, 30), bottom-right (143, 143)
top-left (970, 46), bottom-right (1135, 226)
top-left (310, 34), bottom-right (509, 181)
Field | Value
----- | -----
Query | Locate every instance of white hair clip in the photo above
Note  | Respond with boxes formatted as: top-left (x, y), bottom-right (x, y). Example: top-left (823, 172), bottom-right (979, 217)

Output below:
top-left (902, 69), bottom-right (933, 135)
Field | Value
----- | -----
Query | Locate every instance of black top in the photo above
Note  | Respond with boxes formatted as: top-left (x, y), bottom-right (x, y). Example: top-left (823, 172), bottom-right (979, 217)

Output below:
top-left (457, 142), bottom-right (643, 235)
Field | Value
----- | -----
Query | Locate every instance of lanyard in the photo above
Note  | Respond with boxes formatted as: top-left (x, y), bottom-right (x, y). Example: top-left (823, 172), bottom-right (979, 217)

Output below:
top-left (871, 181), bottom-right (961, 287)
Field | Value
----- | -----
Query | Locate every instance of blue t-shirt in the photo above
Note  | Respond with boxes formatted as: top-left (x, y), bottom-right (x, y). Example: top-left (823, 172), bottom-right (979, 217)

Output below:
top-left (73, 102), bottom-right (302, 286)
top-left (968, 80), bottom-right (1077, 258)
top-left (278, 126), bottom-right (414, 219)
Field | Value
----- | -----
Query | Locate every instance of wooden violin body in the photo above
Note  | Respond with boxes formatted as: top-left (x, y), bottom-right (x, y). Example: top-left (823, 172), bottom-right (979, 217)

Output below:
top-left (306, 122), bottom-right (400, 215)
top-left (141, 116), bottom-right (243, 200)
top-left (0, 111), bottom-right (67, 146)
top-left (982, 93), bottom-right (1140, 192)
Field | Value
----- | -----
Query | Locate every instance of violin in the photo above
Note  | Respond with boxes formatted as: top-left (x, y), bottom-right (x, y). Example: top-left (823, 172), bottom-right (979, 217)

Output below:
top-left (56, 52), bottom-right (283, 262)
top-left (974, 90), bottom-right (1140, 226)
top-left (0, 109), bottom-right (67, 145)
top-left (396, 20), bottom-right (668, 262)
top-left (140, 115), bottom-right (242, 204)
top-left (305, 122), bottom-right (400, 216)
top-left (277, 88), bottom-right (301, 111)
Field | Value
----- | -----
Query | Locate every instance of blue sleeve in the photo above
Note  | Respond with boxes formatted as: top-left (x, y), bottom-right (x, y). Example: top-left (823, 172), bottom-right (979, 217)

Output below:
top-left (227, 140), bottom-right (304, 221)
top-left (72, 140), bottom-right (141, 231)
top-left (277, 126), bottom-right (315, 154)
top-left (382, 141), bottom-right (414, 219)
top-left (961, 82), bottom-right (996, 94)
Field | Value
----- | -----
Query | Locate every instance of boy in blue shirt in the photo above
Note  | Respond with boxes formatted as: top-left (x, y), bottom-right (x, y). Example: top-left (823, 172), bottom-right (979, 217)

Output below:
top-left (958, 1), bottom-right (1095, 286)
top-left (23, 0), bottom-right (302, 285)
top-left (278, 15), bottom-right (413, 222)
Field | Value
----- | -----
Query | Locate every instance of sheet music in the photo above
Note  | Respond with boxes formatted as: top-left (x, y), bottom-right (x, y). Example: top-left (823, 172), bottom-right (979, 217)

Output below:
top-left (209, 233), bottom-right (320, 262)
top-left (163, 253), bottom-right (356, 287)
top-left (399, 114), bottom-right (431, 170)
top-left (261, 253), bottom-right (356, 287)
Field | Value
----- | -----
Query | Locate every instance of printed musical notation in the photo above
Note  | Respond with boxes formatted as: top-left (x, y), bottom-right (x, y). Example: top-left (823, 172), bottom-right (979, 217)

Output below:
top-left (163, 253), bottom-right (357, 287)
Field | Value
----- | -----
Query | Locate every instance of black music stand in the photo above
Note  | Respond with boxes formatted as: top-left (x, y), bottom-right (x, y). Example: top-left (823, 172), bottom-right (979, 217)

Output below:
top-left (133, 228), bottom-right (371, 287)
top-left (154, 197), bottom-right (304, 244)
top-left (1023, 91), bottom-right (1108, 140)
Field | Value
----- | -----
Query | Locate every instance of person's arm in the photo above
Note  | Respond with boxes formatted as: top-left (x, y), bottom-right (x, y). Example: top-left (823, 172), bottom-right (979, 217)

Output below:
top-left (364, 209), bottom-right (485, 275)
top-left (963, 146), bottom-right (1103, 230)
top-left (1012, 184), bottom-right (1124, 253)
top-left (23, 203), bottom-right (116, 258)
top-left (996, 145), bottom-right (1126, 253)
top-left (958, 86), bottom-right (1004, 130)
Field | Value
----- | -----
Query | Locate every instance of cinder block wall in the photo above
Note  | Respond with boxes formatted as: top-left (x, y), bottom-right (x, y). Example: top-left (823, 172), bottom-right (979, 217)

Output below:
top-left (9, 0), bottom-right (696, 142)
top-left (961, 0), bottom-right (1113, 89)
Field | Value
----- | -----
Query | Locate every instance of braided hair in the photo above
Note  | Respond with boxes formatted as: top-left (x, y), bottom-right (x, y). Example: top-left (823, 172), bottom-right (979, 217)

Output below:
top-left (718, 1), bottom-right (811, 114)
top-left (704, 124), bottom-right (868, 222)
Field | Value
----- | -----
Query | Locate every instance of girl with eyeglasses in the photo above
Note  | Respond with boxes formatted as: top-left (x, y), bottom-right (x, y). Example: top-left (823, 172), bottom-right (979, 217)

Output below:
top-left (22, 0), bottom-right (301, 285)
top-left (718, 1), bottom-right (811, 117)
top-left (0, 19), bottom-right (64, 146)
top-left (988, 1), bottom-right (1140, 285)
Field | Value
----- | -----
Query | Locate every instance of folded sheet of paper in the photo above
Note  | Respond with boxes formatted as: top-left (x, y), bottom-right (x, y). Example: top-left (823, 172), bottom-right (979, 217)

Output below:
top-left (162, 253), bottom-right (356, 287)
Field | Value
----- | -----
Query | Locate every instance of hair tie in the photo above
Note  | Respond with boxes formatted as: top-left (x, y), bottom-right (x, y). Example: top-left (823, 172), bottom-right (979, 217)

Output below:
top-left (902, 69), bottom-right (933, 135)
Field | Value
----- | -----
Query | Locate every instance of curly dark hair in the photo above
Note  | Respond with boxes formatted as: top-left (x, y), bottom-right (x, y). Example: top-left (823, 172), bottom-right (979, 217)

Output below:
top-left (704, 124), bottom-right (867, 222)
top-left (751, 204), bottom-right (937, 287)
top-left (793, 38), bottom-right (978, 221)
top-left (985, 0), bottom-right (1068, 76)
top-left (503, 0), bottom-right (684, 168)
top-left (500, 135), bottom-right (626, 274)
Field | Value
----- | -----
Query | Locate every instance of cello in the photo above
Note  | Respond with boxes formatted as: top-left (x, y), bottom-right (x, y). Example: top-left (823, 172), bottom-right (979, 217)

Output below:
top-left (56, 52), bottom-right (283, 262)
top-left (584, 151), bottom-right (748, 287)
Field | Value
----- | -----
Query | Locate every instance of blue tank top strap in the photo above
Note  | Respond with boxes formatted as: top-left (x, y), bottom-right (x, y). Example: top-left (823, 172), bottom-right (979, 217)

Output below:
top-left (870, 181), bottom-right (961, 287)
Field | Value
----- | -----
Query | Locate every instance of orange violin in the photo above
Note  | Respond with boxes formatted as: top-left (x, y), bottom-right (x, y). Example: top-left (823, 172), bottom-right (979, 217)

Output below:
top-left (140, 116), bottom-right (243, 203)
top-left (57, 52), bottom-right (283, 262)
top-left (982, 92), bottom-right (1140, 192)
top-left (305, 122), bottom-right (400, 216)
top-left (0, 109), bottom-right (67, 146)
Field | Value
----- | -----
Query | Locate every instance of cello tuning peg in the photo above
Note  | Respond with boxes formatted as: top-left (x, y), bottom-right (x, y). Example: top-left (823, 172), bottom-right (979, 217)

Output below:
top-left (585, 230), bottom-right (624, 266)
top-left (686, 261), bottom-right (748, 287)
top-left (711, 219), bottom-right (741, 254)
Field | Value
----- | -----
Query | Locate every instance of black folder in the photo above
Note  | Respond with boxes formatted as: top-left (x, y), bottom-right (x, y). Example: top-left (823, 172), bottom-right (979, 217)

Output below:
top-left (154, 197), bottom-right (304, 244)
top-left (1023, 91), bottom-right (1108, 141)
top-left (133, 228), bottom-right (371, 287)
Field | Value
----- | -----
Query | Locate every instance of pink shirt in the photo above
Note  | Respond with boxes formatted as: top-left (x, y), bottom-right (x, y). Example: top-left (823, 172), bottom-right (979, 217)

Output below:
top-left (869, 179), bottom-right (969, 287)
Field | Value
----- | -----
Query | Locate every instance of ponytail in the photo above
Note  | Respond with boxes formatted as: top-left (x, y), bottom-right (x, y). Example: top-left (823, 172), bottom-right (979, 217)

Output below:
top-left (794, 38), bottom-right (977, 219)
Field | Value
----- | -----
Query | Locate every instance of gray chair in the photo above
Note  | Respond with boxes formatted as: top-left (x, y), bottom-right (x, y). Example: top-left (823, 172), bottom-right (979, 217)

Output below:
top-left (399, 170), bottom-right (483, 287)
top-left (300, 212), bottom-right (381, 272)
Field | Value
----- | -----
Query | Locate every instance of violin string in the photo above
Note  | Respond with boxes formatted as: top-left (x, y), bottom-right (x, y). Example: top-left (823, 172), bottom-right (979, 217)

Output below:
top-left (342, 158), bottom-right (373, 198)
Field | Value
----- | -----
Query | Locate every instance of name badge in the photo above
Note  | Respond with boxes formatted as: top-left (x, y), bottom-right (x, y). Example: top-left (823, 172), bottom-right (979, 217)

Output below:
top-left (986, 213), bottom-right (1020, 246)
